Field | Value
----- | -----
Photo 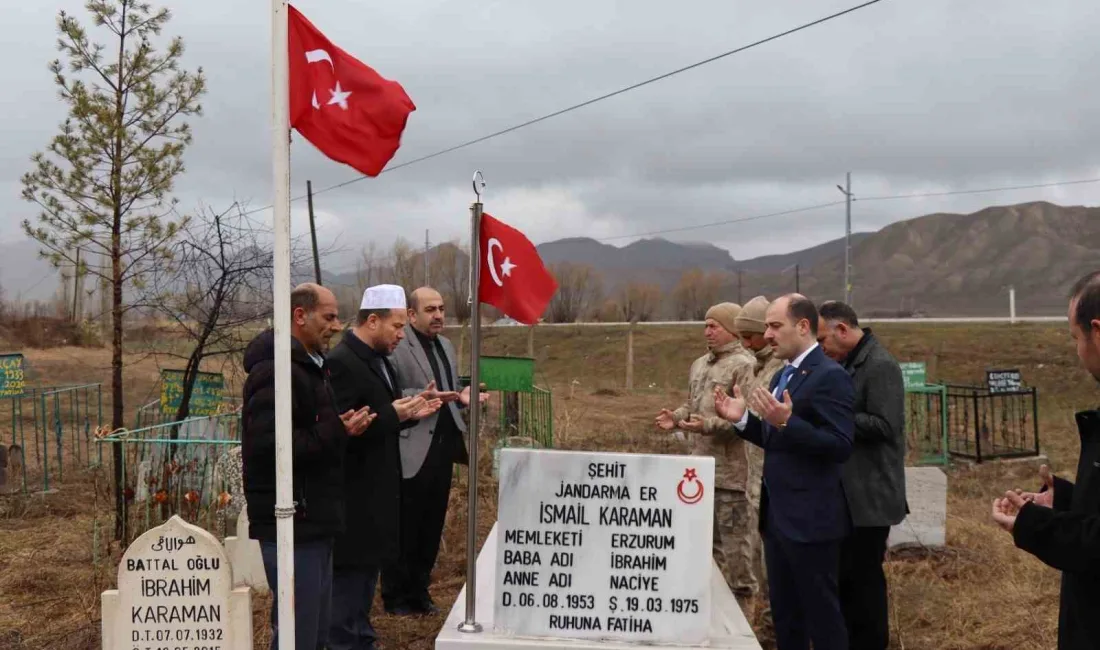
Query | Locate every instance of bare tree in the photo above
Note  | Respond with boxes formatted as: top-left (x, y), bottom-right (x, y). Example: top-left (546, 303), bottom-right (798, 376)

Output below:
top-left (140, 203), bottom-right (279, 424)
top-left (548, 263), bottom-right (603, 323)
top-left (357, 241), bottom-right (381, 288)
top-left (391, 238), bottom-right (418, 289)
top-left (672, 269), bottom-right (726, 320)
top-left (619, 282), bottom-right (663, 322)
top-left (19, 0), bottom-right (205, 540)
top-left (432, 240), bottom-right (471, 323)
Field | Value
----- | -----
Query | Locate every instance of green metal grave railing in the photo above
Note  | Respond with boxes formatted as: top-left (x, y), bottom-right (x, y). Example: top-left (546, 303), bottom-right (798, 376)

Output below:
top-left (2, 383), bottom-right (104, 493)
top-left (459, 374), bottom-right (554, 479)
top-left (134, 395), bottom-right (243, 430)
top-left (93, 412), bottom-right (243, 563)
top-left (904, 383), bottom-right (950, 466)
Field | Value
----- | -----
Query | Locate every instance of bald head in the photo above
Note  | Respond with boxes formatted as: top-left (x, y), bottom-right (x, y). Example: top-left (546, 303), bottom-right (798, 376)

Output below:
top-left (408, 286), bottom-right (446, 337)
top-left (291, 283), bottom-right (341, 353)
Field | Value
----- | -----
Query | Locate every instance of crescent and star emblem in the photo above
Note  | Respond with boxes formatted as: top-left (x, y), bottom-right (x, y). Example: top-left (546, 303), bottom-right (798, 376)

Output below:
top-left (305, 49), bottom-right (352, 111)
top-left (676, 467), bottom-right (704, 505)
top-left (485, 237), bottom-right (517, 288)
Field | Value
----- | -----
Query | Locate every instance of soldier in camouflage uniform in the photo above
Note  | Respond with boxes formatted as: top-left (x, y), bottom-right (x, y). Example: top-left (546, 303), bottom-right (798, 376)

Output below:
top-left (733, 296), bottom-right (786, 615)
top-left (656, 302), bottom-right (757, 607)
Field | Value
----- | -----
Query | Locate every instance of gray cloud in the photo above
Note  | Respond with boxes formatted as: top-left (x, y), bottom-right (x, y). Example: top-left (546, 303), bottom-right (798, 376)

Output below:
top-left (3, 0), bottom-right (1099, 286)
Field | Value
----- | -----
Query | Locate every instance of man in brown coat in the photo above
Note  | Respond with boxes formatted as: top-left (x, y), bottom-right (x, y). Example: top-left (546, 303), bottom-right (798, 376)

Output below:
top-left (656, 302), bottom-right (757, 607)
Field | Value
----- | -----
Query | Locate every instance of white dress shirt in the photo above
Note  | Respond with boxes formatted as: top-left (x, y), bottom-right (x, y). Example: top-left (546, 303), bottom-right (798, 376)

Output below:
top-left (734, 342), bottom-right (819, 430)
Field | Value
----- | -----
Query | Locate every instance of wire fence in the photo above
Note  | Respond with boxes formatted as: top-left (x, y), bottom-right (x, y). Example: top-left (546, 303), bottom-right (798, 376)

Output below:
top-left (945, 384), bottom-right (1040, 463)
top-left (904, 384), bottom-right (949, 466)
top-left (93, 413), bottom-right (244, 564)
top-left (2, 383), bottom-right (104, 493)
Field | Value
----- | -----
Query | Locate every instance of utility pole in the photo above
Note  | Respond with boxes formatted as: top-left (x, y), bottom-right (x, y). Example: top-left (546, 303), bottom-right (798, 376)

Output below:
top-left (737, 268), bottom-right (743, 304)
top-left (71, 247), bottom-right (81, 322)
top-left (306, 180), bottom-right (322, 285)
top-left (795, 263), bottom-right (800, 294)
top-left (424, 228), bottom-right (430, 285)
top-left (836, 173), bottom-right (853, 305)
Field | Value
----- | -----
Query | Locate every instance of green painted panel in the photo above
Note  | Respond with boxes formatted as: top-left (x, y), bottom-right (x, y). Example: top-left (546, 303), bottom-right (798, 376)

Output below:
top-left (479, 356), bottom-right (534, 393)
top-left (160, 369), bottom-right (225, 417)
top-left (0, 353), bottom-right (25, 398)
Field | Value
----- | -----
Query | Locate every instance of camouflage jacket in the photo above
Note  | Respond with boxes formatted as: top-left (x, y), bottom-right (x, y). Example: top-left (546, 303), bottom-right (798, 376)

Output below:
top-left (672, 340), bottom-right (755, 490)
top-left (747, 345), bottom-right (786, 395)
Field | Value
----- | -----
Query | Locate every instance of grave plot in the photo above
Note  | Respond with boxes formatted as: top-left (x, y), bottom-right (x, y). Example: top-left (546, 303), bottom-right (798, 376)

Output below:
top-left (945, 374), bottom-right (1040, 462)
top-left (93, 413), bottom-right (243, 565)
top-left (1, 351), bottom-right (104, 493)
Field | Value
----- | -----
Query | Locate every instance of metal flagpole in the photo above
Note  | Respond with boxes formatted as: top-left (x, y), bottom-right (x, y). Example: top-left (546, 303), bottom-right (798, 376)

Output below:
top-left (458, 171), bottom-right (485, 634)
top-left (270, 0), bottom-right (297, 648)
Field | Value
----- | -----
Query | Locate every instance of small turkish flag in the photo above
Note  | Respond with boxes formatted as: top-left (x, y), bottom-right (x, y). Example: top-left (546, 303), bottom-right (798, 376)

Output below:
top-left (288, 5), bottom-right (415, 176)
top-left (478, 213), bottom-right (557, 325)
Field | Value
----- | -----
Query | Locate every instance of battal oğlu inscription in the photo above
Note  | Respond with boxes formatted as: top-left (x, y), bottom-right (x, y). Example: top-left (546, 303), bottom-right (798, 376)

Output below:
top-left (100, 515), bottom-right (251, 650)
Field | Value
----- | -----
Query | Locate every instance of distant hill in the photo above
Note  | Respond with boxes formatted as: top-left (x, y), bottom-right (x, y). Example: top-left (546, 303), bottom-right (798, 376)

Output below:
top-left (526, 201), bottom-right (1097, 317)
top-left (3, 201), bottom-right (1094, 318)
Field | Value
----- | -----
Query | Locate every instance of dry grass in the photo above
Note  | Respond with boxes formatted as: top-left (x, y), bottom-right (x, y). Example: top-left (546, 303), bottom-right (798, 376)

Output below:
top-left (0, 322), bottom-right (1090, 649)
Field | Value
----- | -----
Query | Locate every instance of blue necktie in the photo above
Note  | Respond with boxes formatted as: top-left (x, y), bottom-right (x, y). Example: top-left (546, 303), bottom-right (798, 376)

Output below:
top-left (774, 364), bottom-right (797, 398)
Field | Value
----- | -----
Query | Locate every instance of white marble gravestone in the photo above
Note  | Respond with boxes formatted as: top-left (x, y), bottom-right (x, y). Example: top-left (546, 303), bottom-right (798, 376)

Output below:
top-left (888, 467), bottom-right (947, 550)
top-left (436, 448), bottom-right (760, 650)
top-left (224, 508), bottom-right (269, 594)
top-left (101, 515), bottom-right (252, 650)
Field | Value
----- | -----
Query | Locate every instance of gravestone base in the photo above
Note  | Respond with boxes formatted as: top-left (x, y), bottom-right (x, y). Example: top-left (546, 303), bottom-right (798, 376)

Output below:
top-left (888, 467), bottom-right (947, 550)
top-left (101, 587), bottom-right (252, 650)
top-left (435, 523), bottom-right (762, 650)
top-left (224, 509), bottom-right (270, 595)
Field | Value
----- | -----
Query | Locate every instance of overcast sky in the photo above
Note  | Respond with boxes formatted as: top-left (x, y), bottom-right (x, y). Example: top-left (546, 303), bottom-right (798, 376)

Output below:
top-left (2, 0), bottom-right (1099, 273)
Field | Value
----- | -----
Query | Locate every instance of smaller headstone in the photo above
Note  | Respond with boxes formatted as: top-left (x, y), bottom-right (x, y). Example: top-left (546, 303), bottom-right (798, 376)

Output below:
top-left (135, 459), bottom-right (152, 503)
top-left (224, 509), bottom-right (269, 595)
top-left (0, 353), bottom-right (26, 398)
top-left (160, 369), bottom-right (226, 417)
top-left (888, 467), bottom-right (947, 550)
top-left (212, 446), bottom-right (245, 521)
top-left (900, 361), bottom-right (927, 389)
top-left (986, 368), bottom-right (1022, 394)
top-left (101, 515), bottom-right (251, 650)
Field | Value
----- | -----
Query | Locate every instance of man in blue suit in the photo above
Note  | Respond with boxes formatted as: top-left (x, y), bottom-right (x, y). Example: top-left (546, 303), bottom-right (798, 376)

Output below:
top-left (714, 293), bottom-right (854, 650)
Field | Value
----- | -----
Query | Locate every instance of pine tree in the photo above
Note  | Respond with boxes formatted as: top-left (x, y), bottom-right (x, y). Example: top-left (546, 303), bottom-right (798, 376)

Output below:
top-left (21, 0), bottom-right (205, 540)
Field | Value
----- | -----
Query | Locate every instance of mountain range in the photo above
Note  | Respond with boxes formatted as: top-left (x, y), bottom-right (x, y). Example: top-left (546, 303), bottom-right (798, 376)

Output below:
top-left (2, 201), bottom-right (1094, 317)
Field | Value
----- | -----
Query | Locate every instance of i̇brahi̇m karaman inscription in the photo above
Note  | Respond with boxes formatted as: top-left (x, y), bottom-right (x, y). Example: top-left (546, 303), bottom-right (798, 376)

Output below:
top-left (494, 449), bottom-right (715, 645)
top-left (112, 516), bottom-right (234, 650)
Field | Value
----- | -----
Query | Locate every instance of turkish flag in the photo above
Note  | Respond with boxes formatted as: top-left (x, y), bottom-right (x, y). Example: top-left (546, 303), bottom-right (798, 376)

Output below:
top-left (288, 5), bottom-right (415, 176)
top-left (478, 213), bottom-right (557, 325)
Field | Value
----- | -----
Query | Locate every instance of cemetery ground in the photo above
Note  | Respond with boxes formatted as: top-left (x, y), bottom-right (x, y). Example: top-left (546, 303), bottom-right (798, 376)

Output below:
top-left (0, 322), bottom-right (1088, 650)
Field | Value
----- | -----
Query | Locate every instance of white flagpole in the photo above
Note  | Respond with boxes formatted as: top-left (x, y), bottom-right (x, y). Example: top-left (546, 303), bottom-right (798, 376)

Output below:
top-left (270, 0), bottom-right (296, 648)
top-left (458, 171), bottom-right (485, 633)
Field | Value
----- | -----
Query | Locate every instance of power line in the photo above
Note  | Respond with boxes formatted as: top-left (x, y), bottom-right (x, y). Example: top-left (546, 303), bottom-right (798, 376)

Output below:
top-left (597, 201), bottom-right (846, 242)
top-left (243, 0), bottom-right (888, 217)
top-left (855, 177), bottom-right (1100, 201)
top-left (595, 174), bottom-right (1100, 243)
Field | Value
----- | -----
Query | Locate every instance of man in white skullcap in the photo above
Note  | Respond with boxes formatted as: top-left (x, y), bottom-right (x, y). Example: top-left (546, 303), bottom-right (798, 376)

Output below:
top-left (326, 285), bottom-right (444, 650)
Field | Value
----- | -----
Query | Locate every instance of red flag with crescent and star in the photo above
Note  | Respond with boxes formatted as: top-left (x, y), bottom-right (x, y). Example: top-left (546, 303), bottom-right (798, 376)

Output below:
top-left (288, 5), bottom-right (415, 176)
top-left (478, 213), bottom-right (558, 325)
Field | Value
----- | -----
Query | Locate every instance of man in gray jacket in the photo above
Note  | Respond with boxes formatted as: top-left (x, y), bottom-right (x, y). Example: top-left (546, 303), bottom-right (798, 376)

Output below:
top-left (384, 286), bottom-right (486, 615)
top-left (818, 301), bottom-right (907, 650)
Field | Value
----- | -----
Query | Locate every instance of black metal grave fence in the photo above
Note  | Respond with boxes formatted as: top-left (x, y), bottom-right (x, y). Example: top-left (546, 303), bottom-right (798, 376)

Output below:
top-left (945, 383), bottom-right (1040, 463)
